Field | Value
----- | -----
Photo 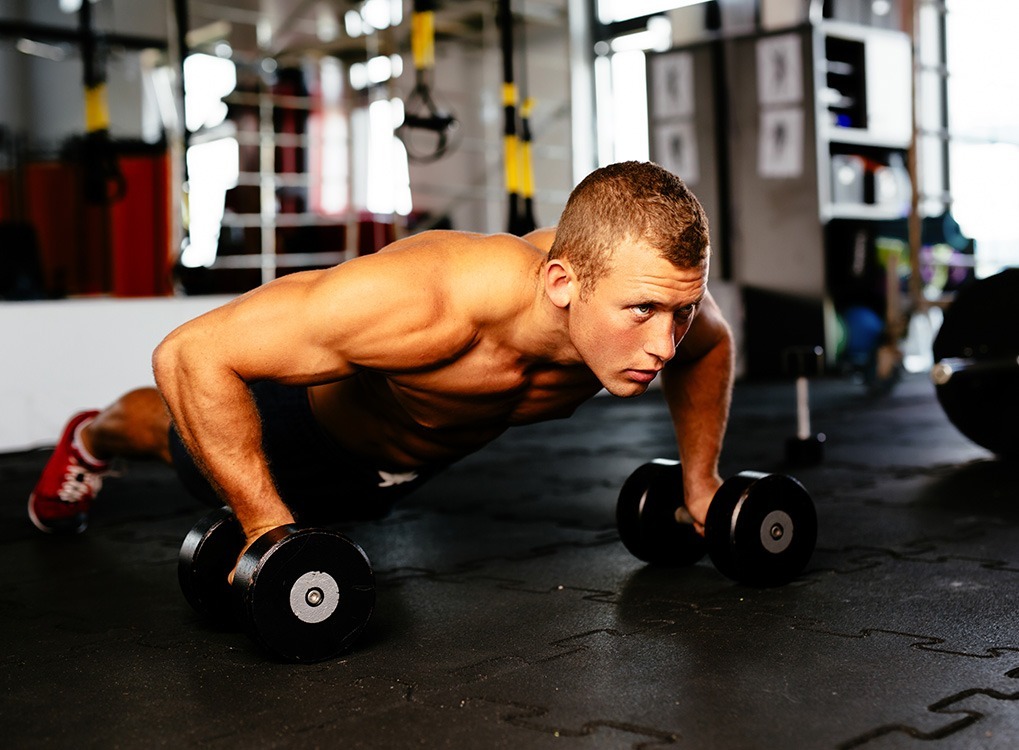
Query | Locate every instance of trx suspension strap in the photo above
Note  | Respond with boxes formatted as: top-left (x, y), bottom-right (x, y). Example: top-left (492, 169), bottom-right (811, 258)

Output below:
top-left (79, 0), bottom-right (125, 204)
top-left (398, 0), bottom-right (458, 163)
top-left (518, 97), bottom-right (538, 234)
top-left (516, 1), bottom-right (538, 235)
top-left (500, 0), bottom-right (534, 236)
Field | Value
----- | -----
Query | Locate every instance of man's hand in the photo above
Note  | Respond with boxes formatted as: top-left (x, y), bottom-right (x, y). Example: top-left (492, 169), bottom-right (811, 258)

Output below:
top-left (227, 513), bottom-right (296, 584)
top-left (677, 472), bottom-right (723, 535)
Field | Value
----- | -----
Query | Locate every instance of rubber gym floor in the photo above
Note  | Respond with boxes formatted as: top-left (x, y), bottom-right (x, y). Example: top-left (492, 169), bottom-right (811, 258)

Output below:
top-left (2, 371), bottom-right (1016, 749)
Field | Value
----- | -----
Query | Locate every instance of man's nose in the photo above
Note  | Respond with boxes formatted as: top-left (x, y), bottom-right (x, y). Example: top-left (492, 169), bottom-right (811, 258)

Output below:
top-left (645, 317), bottom-right (677, 362)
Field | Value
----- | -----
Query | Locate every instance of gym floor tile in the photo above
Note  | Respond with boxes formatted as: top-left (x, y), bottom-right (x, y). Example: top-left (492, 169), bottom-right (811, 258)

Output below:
top-left (2, 372), bottom-right (1016, 748)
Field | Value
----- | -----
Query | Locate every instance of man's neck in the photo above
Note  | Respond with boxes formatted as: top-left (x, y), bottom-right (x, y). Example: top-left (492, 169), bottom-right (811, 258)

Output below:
top-left (506, 259), bottom-right (582, 367)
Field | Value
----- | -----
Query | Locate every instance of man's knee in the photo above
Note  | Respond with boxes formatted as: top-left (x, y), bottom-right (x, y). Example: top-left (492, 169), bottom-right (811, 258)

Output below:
top-left (90, 387), bottom-right (172, 462)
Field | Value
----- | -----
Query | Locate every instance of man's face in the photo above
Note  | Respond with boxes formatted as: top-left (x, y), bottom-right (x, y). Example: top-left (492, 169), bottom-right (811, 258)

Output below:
top-left (568, 241), bottom-right (707, 397)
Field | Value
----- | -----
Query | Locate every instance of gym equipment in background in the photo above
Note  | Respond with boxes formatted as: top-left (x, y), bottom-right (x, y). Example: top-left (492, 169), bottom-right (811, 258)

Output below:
top-left (931, 268), bottom-right (1019, 459)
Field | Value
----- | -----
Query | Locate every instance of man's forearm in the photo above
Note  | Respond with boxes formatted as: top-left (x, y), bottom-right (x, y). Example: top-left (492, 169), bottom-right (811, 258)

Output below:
top-left (152, 342), bottom-right (295, 541)
top-left (661, 331), bottom-right (734, 505)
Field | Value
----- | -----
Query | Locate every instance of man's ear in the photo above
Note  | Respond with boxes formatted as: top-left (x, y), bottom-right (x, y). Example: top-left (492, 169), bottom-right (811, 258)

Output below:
top-left (544, 259), bottom-right (576, 309)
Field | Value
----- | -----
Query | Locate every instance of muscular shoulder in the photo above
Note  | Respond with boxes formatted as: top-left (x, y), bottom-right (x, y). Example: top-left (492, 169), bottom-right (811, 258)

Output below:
top-left (370, 230), bottom-right (540, 319)
top-left (308, 231), bottom-right (540, 370)
top-left (441, 232), bottom-right (542, 322)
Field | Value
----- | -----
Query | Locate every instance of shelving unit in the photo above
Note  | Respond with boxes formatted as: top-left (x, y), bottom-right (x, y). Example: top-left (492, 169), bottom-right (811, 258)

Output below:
top-left (648, 18), bottom-right (914, 377)
top-left (811, 21), bottom-right (913, 224)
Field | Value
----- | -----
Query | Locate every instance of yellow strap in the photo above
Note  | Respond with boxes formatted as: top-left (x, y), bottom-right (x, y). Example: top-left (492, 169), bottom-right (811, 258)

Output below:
top-left (520, 98), bottom-right (536, 197)
top-left (411, 11), bottom-right (435, 70)
top-left (502, 82), bottom-right (517, 108)
top-left (504, 134), bottom-right (519, 194)
top-left (84, 84), bottom-right (110, 132)
top-left (520, 141), bottom-right (534, 198)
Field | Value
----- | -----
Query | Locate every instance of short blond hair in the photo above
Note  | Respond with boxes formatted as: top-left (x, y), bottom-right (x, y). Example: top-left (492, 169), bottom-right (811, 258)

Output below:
top-left (548, 161), bottom-right (710, 292)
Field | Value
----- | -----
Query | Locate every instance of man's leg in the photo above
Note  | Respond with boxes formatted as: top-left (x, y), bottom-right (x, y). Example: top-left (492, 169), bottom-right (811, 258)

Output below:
top-left (29, 387), bottom-right (172, 534)
top-left (84, 387), bottom-right (173, 464)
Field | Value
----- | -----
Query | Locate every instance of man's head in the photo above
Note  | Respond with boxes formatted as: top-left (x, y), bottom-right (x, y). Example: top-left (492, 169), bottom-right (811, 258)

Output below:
top-left (543, 162), bottom-right (712, 397)
top-left (547, 161), bottom-right (710, 296)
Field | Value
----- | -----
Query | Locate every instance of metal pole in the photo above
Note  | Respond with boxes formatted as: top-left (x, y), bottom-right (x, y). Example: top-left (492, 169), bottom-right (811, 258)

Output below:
top-left (567, 0), bottom-right (597, 183)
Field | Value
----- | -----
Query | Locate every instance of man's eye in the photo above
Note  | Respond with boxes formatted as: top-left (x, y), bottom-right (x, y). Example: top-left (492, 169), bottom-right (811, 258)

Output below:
top-left (675, 304), bottom-right (697, 320)
top-left (633, 304), bottom-right (653, 316)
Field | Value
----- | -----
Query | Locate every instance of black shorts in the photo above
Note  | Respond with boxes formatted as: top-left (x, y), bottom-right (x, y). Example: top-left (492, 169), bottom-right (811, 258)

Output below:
top-left (168, 380), bottom-right (442, 523)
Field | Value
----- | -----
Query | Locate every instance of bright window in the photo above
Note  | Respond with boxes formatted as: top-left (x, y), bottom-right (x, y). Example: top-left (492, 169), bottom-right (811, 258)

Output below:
top-left (946, 0), bottom-right (1019, 275)
top-left (594, 14), bottom-right (675, 167)
top-left (597, 0), bottom-right (708, 24)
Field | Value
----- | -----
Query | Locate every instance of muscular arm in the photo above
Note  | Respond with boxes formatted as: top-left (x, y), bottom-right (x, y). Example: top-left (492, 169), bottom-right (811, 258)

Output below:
top-left (152, 236), bottom-right (475, 546)
top-left (153, 338), bottom-right (290, 542)
top-left (660, 290), bottom-right (734, 530)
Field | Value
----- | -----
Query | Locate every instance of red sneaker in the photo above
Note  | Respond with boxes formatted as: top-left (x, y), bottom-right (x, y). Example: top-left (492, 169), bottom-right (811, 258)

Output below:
top-left (28, 411), bottom-right (108, 534)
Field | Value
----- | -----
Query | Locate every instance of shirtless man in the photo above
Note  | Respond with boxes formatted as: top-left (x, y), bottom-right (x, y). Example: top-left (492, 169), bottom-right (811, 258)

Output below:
top-left (28, 161), bottom-right (733, 572)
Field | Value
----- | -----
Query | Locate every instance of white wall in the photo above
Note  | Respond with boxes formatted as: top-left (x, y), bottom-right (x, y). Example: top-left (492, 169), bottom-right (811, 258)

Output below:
top-left (0, 295), bottom-right (231, 452)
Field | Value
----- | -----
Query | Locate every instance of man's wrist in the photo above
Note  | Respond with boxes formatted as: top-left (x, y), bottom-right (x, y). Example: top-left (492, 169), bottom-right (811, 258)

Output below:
top-left (234, 505), bottom-right (296, 544)
top-left (684, 469), bottom-right (723, 496)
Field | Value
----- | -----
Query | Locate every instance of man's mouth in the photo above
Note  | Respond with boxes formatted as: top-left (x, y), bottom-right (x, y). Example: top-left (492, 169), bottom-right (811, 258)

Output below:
top-left (626, 369), bottom-right (660, 384)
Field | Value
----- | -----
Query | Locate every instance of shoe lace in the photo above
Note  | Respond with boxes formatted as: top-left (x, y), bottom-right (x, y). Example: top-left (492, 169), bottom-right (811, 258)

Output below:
top-left (58, 457), bottom-right (104, 504)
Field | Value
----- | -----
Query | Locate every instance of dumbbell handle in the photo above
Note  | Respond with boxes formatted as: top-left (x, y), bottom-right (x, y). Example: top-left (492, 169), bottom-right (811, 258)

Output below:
top-left (931, 355), bottom-right (1019, 385)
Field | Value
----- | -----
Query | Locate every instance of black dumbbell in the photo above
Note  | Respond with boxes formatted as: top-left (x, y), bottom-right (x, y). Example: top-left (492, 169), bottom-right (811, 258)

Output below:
top-left (178, 506), bottom-right (245, 628)
top-left (616, 459), bottom-right (817, 587)
top-left (617, 460), bottom-right (707, 567)
top-left (178, 508), bottom-right (376, 662)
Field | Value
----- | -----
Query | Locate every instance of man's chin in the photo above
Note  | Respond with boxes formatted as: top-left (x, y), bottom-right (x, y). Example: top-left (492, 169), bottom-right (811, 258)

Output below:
top-left (602, 379), bottom-right (651, 398)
